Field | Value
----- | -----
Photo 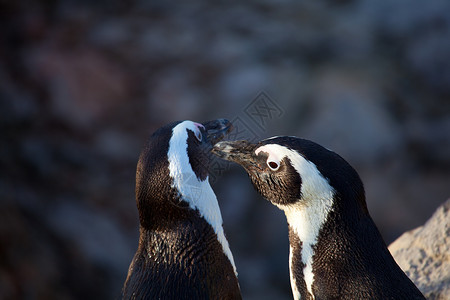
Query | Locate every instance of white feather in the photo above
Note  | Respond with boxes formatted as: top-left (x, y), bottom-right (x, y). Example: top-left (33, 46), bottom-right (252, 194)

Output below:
top-left (255, 144), bottom-right (335, 299)
top-left (289, 245), bottom-right (301, 300)
top-left (168, 121), bottom-right (237, 275)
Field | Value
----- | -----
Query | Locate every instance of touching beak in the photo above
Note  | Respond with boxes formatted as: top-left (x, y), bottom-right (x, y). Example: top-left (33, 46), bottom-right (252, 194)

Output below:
top-left (212, 140), bottom-right (258, 168)
top-left (202, 119), bottom-right (233, 146)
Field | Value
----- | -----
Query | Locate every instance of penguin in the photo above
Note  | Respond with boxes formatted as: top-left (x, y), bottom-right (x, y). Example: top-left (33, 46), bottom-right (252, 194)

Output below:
top-left (212, 137), bottom-right (425, 300)
top-left (122, 119), bottom-right (241, 300)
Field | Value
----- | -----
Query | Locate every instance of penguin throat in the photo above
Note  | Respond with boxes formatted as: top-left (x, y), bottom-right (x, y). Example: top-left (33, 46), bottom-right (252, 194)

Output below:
top-left (277, 148), bottom-right (335, 300)
top-left (284, 202), bottom-right (334, 300)
top-left (167, 121), bottom-right (237, 275)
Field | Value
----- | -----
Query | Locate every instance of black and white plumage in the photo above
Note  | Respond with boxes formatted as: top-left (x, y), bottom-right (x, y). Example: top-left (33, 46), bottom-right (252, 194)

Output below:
top-left (213, 137), bottom-right (425, 300)
top-left (122, 119), bottom-right (241, 300)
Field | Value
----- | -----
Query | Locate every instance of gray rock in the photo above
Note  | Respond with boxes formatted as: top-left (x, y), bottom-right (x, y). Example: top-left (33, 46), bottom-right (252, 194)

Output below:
top-left (389, 199), bottom-right (450, 300)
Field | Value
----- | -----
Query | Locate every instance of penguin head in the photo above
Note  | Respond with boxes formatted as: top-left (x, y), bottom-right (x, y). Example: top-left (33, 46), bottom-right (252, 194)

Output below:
top-left (213, 137), bottom-right (367, 215)
top-left (136, 119), bottom-right (233, 227)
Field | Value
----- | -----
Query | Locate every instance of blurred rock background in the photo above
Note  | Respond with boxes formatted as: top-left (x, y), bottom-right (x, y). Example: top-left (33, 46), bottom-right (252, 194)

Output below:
top-left (389, 198), bottom-right (450, 300)
top-left (0, 0), bottom-right (449, 299)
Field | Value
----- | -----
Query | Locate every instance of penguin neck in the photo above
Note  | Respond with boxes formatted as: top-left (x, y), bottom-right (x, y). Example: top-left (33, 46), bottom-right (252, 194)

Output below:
top-left (167, 154), bottom-right (237, 275)
top-left (282, 193), bottom-right (334, 300)
top-left (284, 193), bottom-right (389, 300)
top-left (163, 124), bottom-right (237, 276)
top-left (180, 177), bottom-right (238, 273)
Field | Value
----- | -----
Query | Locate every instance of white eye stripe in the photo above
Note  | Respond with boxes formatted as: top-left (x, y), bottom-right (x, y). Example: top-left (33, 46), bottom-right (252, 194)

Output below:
top-left (191, 122), bottom-right (204, 142)
top-left (255, 145), bottom-right (282, 161)
top-left (256, 145), bottom-right (283, 171)
top-left (193, 122), bottom-right (205, 130)
top-left (168, 120), bottom-right (237, 275)
top-left (194, 129), bottom-right (202, 142)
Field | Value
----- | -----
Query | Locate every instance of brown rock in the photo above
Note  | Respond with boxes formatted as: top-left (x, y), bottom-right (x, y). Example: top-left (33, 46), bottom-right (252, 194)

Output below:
top-left (389, 199), bottom-right (450, 300)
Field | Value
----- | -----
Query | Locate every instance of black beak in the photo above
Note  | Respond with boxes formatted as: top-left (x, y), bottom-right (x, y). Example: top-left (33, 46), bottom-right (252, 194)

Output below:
top-left (202, 119), bottom-right (233, 145)
top-left (212, 140), bottom-right (258, 168)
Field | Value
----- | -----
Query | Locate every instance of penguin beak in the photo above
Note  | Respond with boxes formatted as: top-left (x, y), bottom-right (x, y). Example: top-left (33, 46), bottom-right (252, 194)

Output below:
top-left (212, 140), bottom-right (259, 169)
top-left (202, 119), bottom-right (234, 145)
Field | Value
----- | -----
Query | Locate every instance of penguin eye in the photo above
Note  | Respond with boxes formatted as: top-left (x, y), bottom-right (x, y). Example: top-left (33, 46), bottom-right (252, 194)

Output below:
top-left (194, 130), bottom-right (202, 142)
top-left (267, 160), bottom-right (280, 171)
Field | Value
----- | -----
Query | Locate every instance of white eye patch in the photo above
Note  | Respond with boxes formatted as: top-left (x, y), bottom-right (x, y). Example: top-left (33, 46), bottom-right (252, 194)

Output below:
top-left (255, 145), bottom-right (283, 171)
top-left (192, 122), bottom-right (204, 142)
top-left (193, 122), bottom-right (205, 130)
top-left (194, 129), bottom-right (202, 142)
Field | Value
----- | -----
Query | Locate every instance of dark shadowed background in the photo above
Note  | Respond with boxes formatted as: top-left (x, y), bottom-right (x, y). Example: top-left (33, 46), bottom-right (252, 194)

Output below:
top-left (1, 0), bottom-right (449, 299)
